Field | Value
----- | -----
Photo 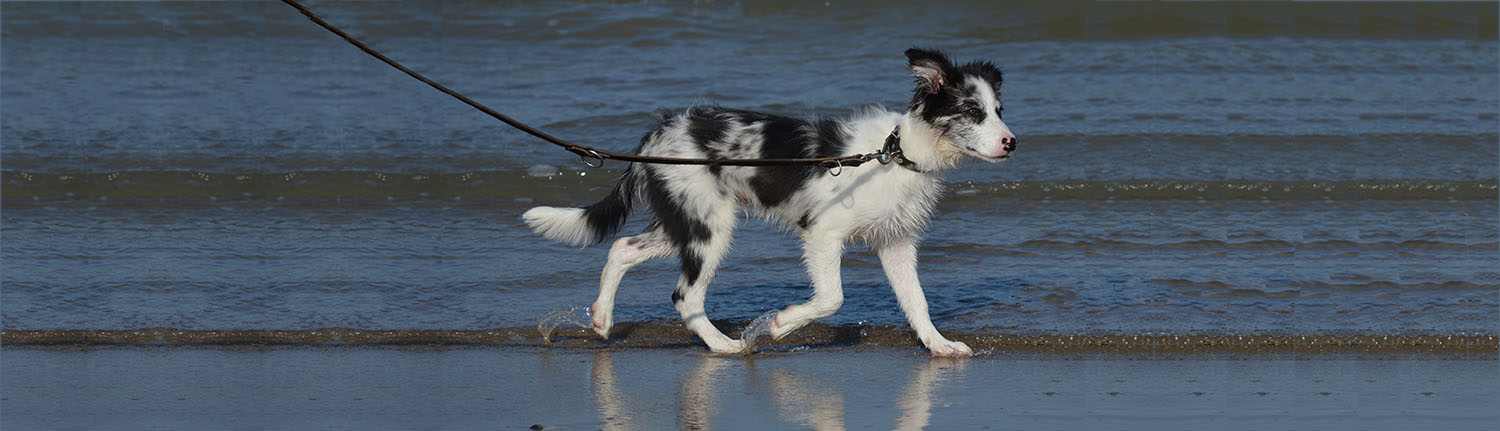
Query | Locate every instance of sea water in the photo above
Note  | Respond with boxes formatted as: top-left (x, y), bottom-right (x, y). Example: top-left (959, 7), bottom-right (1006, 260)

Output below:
top-left (2, 1), bottom-right (1496, 344)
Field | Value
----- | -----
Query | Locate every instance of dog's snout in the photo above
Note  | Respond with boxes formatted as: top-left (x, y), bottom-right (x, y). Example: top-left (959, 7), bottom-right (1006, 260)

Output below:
top-left (1001, 136), bottom-right (1017, 153)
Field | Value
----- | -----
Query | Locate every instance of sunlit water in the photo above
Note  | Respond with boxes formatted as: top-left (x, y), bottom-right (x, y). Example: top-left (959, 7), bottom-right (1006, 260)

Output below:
top-left (3, 2), bottom-right (1496, 341)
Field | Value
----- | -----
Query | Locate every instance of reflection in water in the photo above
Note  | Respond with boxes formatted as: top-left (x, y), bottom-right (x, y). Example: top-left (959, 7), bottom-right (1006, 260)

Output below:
top-left (591, 352), bottom-right (636, 431)
top-left (895, 359), bottom-right (968, 431)
top-left (678, 356), bottom-right (733, 430)
top-left (770, 369), bottom-right (846, 431)
top-left (588, 352), bottom-right (963, 430)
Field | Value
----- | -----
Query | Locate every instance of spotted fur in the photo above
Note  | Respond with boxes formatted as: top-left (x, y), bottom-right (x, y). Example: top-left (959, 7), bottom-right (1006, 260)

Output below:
top-left (522, 48), bottom-right (1017, 356)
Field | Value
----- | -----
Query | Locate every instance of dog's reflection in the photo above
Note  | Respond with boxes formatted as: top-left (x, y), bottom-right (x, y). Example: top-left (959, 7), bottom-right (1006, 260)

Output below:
top-left (589, 352), bottom-right (965, 430)
top-left (590, 352), bottom-right (634, 431)
top-left (677, 355), bottom-right (731, 430)
top-left (768, 368), bottom-right (846, 431)
top-left (894, 358), bottom-right (966, 431)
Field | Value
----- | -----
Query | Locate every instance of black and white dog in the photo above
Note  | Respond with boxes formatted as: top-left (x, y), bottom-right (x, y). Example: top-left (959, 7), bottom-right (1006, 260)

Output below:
top-left (524, 48), bottom-right (1015, 356)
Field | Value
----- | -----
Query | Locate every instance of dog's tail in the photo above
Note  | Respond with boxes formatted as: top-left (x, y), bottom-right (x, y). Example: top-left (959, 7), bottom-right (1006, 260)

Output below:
top-left (522, 167), bottom-right (640, 246)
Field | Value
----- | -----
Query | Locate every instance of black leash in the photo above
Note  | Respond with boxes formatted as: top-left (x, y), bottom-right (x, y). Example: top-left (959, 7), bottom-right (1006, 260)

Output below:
top-left (279, 0), bottom-right (913, 172)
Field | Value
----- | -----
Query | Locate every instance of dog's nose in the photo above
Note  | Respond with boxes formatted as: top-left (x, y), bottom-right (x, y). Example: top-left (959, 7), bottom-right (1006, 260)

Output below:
top-left (1001, 136), bottom-right (1017, 153)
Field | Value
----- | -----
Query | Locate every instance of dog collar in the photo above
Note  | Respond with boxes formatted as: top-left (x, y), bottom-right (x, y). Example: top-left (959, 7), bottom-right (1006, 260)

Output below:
top-left (881, 126), bottom-right (926, 174)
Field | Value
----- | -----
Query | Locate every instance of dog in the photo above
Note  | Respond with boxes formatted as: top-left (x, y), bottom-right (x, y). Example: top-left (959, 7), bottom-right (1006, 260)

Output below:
top-left (523, 48), bottom-right (1015, 356)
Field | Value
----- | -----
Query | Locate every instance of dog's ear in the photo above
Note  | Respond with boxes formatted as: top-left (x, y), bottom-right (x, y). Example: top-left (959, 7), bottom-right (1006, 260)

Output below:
top-left (906, 48), bottom-right (955, 94)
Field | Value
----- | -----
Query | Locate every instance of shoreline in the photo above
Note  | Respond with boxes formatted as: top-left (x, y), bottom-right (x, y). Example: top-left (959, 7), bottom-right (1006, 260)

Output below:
top-left (5, 327), bottom-right (1495, 359)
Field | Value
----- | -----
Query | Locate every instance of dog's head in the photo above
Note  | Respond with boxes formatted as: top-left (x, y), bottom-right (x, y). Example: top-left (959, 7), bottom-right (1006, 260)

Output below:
top-left (905, 48), bottom-right (1015, 162)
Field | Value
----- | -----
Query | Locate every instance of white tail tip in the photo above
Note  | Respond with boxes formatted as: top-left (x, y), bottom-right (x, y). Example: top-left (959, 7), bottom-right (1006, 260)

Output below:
top-left (522, 206), bottom-right (593, 246)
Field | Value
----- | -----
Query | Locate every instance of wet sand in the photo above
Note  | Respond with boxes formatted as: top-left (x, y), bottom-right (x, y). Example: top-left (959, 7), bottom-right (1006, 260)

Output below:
top-left (5, 327), bottom-right (1496, 359)
top-left (3, 347), bottom-right (1495, 430)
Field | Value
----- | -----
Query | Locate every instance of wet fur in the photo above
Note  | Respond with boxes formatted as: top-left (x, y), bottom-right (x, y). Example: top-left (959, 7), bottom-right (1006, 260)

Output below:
top-left (523, 48), bottom-right (1016, 356)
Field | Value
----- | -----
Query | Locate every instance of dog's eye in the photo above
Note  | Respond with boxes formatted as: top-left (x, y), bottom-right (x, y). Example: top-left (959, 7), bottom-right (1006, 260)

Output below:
top-left (965, 106), bottom-right (983, 119)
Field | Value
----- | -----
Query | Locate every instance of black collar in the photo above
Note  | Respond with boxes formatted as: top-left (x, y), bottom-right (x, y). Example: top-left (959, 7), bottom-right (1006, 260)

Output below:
top-left (882, 126), bottom-right (926, 173)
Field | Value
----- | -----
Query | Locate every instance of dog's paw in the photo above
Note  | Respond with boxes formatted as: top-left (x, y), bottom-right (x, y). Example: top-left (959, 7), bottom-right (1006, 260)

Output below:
top-left (767, 306), bottom-right (799, 340)
top-left (927, 339), bottom-right (974, 357)
top-left (591, 320), bottom-right (610, 339)
top-left (589, 304), bottom-right (612, 339)
top-left (708, 339), bottom-right (748, 354)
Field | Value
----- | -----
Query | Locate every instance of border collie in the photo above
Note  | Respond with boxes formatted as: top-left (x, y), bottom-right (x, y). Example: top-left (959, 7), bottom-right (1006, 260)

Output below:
top-left (523, 48), bottom-right (1015, 356)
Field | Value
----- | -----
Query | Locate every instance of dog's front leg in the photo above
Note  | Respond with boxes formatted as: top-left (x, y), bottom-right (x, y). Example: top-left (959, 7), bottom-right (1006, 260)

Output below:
top-left (878, 238), bottom-right (973, 357)
top-left (769, 229), bottom-right (846, 340)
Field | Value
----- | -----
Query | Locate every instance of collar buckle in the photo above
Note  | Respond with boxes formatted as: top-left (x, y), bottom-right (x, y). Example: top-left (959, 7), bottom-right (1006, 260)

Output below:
top-left (880, 126), bottom-right (925, 173)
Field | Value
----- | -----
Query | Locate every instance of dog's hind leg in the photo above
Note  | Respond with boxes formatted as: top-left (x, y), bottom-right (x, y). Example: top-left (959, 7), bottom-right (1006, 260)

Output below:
top-left (769, 228), bottom-right (848, 340)
top-left (592, 228), bottom-right (674, 339)
top-left (878, 237), bottom-right (973, 357)
top-left (669, 205), bottom-right (742, 354)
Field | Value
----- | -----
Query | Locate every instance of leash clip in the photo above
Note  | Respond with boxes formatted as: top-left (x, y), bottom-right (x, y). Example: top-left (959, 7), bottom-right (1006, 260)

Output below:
top-left (879, 126), bottom-right (903, 165)
top-left (573, 148), bottom-right (605, 168)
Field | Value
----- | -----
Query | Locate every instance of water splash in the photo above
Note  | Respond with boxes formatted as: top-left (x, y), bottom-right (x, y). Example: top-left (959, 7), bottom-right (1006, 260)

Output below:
top-left (537, 306), bottom-right (592, 344)
top-left (738, 310), bottom-right (779, 354)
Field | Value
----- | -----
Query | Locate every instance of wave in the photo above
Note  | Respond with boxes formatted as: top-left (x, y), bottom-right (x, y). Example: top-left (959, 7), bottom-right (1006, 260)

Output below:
top-left (945, 179), bottom-right (1498, 202)
top-left (3, 326), bottom-right (1494, 357)
top-left (4, 1), bottom-right (1492, 40)
top-left (1013, 239), bottom-right (1498, 251)
top-left (4, 133), bottom-right (1494, 173)
top-left (4, 170), bottom-right (1495, 208)
top-left (1154, 278), bottom-right (1500, 293)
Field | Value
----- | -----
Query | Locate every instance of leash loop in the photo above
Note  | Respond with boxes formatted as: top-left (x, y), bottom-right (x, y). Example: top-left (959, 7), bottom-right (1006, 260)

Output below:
top-left (579, 148), bottom-right (605, 168)
top-left (824, 159), bottom-right (844, 176)
top-left (566, 147), bottom-right (605, 168)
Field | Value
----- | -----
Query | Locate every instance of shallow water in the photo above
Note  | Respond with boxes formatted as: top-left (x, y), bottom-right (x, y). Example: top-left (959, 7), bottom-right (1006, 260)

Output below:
top-left (3, 349), bottom-right (1497, 430)
top-left (2, 2), bottom-right (1497, 341)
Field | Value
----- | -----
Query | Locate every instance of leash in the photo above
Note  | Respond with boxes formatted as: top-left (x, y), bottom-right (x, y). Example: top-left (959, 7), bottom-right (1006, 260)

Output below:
top-left (279, 0), bottom-right (916, 173)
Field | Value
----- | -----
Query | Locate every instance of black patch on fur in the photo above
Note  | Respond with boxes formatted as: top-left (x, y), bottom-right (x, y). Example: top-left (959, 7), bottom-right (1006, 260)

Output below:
top-left (812, 120), bottom-right (847, 156)
top-left (671, 288), bottom-right (685, 304)
top-left (680, 249), bottom-right (704, 287)
top-left (642, 165), bottom-right (712, 285)
top-left (687, 109), bottom-right (731, 149)
top-left (912, 84), bottom-right (967, 125)
top-left (687, 109), bottom-right (732, 176)
top-left (656, 110), bottom-right (679, 130)
top-left (581, 168), bottom-right (638, 244)
top-left (746, 116), bottom-right (847, 207)
top-left (959, 60), bottom-right (1003, 89)
top-left (643, 167), bottom-right (711, 243)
